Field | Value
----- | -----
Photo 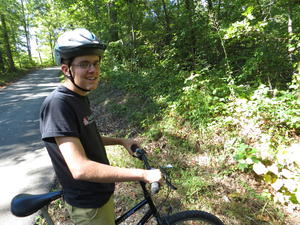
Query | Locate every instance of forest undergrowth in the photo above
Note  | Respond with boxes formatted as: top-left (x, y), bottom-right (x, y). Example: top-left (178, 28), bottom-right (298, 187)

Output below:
top-left (39, 72), bottom-right (300, 225)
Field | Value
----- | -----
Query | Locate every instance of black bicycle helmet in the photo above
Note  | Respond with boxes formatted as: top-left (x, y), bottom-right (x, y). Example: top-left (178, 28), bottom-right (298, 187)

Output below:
top-left (54, 28), bottom-right (106, 65)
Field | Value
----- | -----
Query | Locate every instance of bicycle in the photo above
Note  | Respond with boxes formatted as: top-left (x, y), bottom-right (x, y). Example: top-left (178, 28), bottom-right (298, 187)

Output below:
top-left (11, 146), bottom-right (225, 225)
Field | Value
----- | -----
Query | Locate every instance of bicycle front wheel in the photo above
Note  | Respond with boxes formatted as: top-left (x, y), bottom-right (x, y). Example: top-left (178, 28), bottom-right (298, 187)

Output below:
top-left (163, 210), bottom-right (224, 225)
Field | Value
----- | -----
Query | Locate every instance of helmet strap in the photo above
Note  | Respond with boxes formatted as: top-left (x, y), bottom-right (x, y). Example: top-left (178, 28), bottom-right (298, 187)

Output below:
top-left (66, 64), bottom-right (91, 93)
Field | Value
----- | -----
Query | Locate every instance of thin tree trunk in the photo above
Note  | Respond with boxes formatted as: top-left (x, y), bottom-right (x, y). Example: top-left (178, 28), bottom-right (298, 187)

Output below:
top-left (129, 3), bottom-right (135, 47)
top-left (35, 36), bottom-right (43, 64)
top-left (0, 13), bottom-right (16, 72)
top-left (287, 2), bottom-right (293, 63)
top-left (161, 0), bottom-right (172, 44)
top-left (206, 0), bottom-right (235, 96)
top-left (107, 2), bottom-right (119, 41)
top-left (207, 0), bottom-right (213, 9)
top-left (48, 31), bottom-right (54, 64)
top-left (184, 0), bottom-right (197, 67)
top-left (127, 0), bottom-right (136, 71)
top-left (0, 50), bottom-right (5, 71)
top-left (20, 0), bottom-right (32, 61)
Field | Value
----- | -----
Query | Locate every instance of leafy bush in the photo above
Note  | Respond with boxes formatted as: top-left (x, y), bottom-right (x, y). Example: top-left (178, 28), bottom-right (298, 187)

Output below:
top-left (173, 68), bottom-right (230, 127)
top-left (0, 68), bottom-right (33, 86)
top-left (222, 85), bottom-right (300, 204)
top-left (253, 143), bottom-right (300, 204)
top-left (233, 143), bottom-right (259, 172)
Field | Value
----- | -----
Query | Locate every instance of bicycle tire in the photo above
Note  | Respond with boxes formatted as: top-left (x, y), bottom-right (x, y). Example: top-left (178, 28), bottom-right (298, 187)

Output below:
top-left (163, 210), bottom-right (224, 225)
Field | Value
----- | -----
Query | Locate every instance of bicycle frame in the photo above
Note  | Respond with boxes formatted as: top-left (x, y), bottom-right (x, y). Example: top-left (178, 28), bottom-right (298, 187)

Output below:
top-left (12, 147), bottom-right (225, 225)
top-left (116, 181), bottom-right (164, 225)
top-left (14, 182), bottom-right (163, 225)
top-left (12, 148), bottom-right (166, 225)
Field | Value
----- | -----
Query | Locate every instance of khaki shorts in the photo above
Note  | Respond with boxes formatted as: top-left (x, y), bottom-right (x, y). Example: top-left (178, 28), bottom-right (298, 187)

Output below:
top-left (65, 196), bottom-right (115, 225)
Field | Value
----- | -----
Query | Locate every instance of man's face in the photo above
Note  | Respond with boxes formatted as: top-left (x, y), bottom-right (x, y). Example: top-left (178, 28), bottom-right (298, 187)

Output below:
top-left (68, 55), bottom-right (101, 94)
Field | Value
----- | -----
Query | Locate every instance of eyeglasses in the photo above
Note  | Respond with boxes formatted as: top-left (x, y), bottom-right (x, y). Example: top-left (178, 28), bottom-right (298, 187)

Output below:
top-left (71, 61), bottom-right (100, 70)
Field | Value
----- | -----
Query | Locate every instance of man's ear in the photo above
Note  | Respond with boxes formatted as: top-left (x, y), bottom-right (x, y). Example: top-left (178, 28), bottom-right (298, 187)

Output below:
top-left (61, 64), bottom-right (70, 76)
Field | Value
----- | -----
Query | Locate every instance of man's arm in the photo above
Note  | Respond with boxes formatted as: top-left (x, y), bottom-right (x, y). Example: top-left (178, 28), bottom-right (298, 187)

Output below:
top-left (55, 136), bottom-right (161, 183)
top-left (101, 136), bottom-right (124, 145)
top-left (101, 136), bottom-right (139, 155)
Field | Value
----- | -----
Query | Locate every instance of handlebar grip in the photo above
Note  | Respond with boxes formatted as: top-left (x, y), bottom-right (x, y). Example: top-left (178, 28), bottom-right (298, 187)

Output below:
top-left (151, 182), bottom-right (160, 195)
top-left (131, 144), bottom-right (160, 194)
top-left (131, 144), bottom-right (139, 152)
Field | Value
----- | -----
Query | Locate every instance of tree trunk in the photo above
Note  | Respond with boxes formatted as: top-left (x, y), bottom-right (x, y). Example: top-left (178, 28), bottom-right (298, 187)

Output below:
top-left (129, 2), bottom-right (135, 47)
top-left (206, 0), bottom-right (213, 9)
top-left (161, 0), bottom-right (172, 44)
top-left (35, 36), bottom-right (43, 64)
top-left (127, 0), bottom-right (136, 71)
top-left (20, 0), bottom-right (32, 61)
top-left (184, 0), bottom-right (197, 67)
top-left (107, 2), bottom-right (119, 41)
top-left (0, 50), bottom-right (5, 71)
top-left (206, 0), bottom-right (235, 96)
top-left (0, 13), bottom-right (16, 72)
top-left (48, 31), bottom-right (54, 64)
top-left (287, 1), bottom-right (293, 63)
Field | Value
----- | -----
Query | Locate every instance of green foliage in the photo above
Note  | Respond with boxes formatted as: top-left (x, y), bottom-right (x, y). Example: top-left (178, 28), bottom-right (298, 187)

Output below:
top-left (178, 169), bottom-right (212, 204)
top-left (0, 68), bottom-right (35, 86)
top-left (15, 53), bottom-right (37, 68)
top-left (172, 67), bottom-right (231, 127)
top-left (101, 41), bottom-right (299, 208)
top-left (233, 144), bottom-right (259, 172)
top-left (2, 0), bottom-right (300, 89)
top-left (251, 143), bottom-right (300, 204)
top-left (216, 84), bottom-right (300, 205)
top-left (221, 3), bottom-right (295, 88)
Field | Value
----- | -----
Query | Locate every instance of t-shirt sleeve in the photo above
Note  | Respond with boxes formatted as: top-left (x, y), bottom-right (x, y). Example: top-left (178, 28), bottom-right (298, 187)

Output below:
top-left (40, 96), bottom-right (79, 140)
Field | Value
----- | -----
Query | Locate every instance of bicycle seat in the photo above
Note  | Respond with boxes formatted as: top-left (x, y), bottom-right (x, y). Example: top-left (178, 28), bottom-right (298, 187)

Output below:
top-left (11, 191), bottom-right (62, 217)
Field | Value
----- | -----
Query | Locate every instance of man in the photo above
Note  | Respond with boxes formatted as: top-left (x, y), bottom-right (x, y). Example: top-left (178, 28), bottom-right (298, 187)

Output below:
top-left (40, 28), bottom-right (162, 225)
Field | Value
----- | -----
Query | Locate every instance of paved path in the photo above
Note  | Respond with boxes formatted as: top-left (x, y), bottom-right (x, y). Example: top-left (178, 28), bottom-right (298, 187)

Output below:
top-left (0, 68), bottom-right (60, 225)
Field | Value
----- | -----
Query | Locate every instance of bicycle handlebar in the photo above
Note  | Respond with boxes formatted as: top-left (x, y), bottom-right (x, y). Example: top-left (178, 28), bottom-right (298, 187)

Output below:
top-left (131, 145), bottom-right (160, 194)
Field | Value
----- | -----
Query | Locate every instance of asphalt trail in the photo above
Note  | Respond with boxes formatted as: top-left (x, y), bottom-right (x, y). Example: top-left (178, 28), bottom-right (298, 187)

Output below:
top-left (0, 68), bottom-right (60, 225)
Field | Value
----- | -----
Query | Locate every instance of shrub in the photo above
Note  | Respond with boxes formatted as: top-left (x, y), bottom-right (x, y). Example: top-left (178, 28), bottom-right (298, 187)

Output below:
top-left (222, 85), bottom-right (300, 204)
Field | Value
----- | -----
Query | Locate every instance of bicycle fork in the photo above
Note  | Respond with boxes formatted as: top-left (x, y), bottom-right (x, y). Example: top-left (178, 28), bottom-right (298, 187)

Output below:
top-left (115, 182), bottom-right (164, 225)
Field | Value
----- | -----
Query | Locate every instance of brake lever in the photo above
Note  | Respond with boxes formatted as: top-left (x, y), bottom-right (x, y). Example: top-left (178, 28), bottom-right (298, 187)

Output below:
top-left (160, 165), bottom-right (177, 190)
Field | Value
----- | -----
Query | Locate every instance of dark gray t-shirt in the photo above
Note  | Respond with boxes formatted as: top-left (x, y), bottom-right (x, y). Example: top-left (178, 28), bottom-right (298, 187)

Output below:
top-left (40, 85), bottom-right (114, 208)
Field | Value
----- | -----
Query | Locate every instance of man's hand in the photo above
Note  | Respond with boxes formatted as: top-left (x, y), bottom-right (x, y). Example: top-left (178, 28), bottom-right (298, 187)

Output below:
top-left (120, 138), bottom-right (141, 155)
top-left (143, 169), bottom-right (162, 183)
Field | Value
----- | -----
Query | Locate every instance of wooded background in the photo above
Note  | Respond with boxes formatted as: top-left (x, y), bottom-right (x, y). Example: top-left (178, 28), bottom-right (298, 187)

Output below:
top-left (1, 0), bottom-right (300, 223)
top-left (1, 0), bottom-right (300, 83)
